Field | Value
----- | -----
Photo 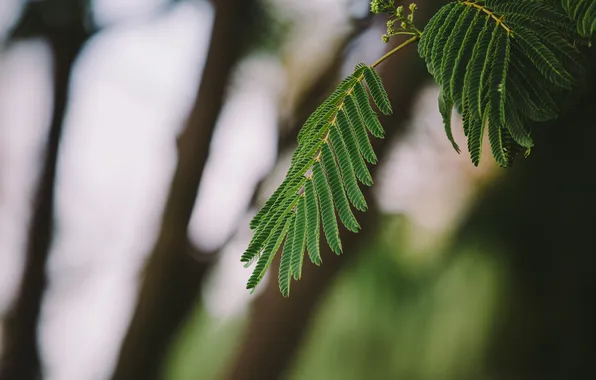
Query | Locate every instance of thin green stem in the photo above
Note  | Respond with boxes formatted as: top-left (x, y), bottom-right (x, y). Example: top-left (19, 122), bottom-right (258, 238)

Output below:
top-left (371, 35), bottom-right (420, 68)
top-left (388, 31), bottom-right (418, 36)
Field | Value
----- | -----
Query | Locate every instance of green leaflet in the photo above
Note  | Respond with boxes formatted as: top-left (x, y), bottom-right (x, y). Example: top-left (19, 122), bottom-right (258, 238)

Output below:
top-left (344, 94), bottom-right (378, 164)
top-left (476, 23), bottom-right (500, 121)
top-left (466, 18), bottom-right (494, 121)
top-left (336, 109), bottom-right (372, 186)
top-left (488, 105), bottom-right (507, 167)
top-left (305, 179), bottom-right (321, 266)
top-left (429, 3), bottom-right (463, 78)
top-left (362, 67), bottom-right (392, 115)
top-left (507, 70), bottom-right (556, 122)
top-left (242, 193), bottom-right (298, 264)
top-left (509, 59), bottom-right (560, 119)
top-left (278, 213), bottom-right (296, 297)
top-left (439, 90), bottom-right (459, 153)
top-left (354, 82), bottom-right (385, 138)
top-left (329, 124), bottom-right (367, 211)
top-left (488, 31), bottom-right (509, 166)
top-left (249, 173), bottom-right (305, 232)
top-left (313, 161), bottom-right (342, 254)
top-left (419, 3), bottom-right (456, 59)
top-left (491, 1), bottom-right (575, 35)
top-left (245, 63), bottom-right (390, 295)
top-left (421, 0), bottom-right (587, 166)
top-left (504, 106), bottom-right (534, 149)
top-left (247, 213), bottom-right (293, 290)
top-left (448, 7), bottom-right (484, 104)
top-left (298, 75), bottom-right (357, 143)
top-left (321, 143), bottom-right (360, 233)
top-left (561, 0), bottom-right (596, 38)
top-left (467, 106), bottom-right (486, 167)
top-left (290, 196), bottom-right (307, 280)
top-left (514, 25), bottom-right (575, 89)
top-left (440, 4), bottom-right (474, 91)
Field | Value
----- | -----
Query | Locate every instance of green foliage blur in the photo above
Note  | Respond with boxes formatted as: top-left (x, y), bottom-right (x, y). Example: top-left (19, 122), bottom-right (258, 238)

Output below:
top-left (167, 215), bottom-right (505, 380)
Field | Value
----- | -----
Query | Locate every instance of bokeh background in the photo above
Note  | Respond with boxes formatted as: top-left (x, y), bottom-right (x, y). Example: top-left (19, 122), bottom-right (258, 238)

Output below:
top-left (0, 1), bottom-right (595, 380)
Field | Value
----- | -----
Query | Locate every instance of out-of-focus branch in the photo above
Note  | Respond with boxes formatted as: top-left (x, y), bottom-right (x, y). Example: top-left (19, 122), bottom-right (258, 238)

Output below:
top-left (112, 8), bottom-right (371, 379)
top-left (0, 3), bottom-right (89, 380)
top-left (224, 3), bottom-right (442, 379)
top-left (109, 2), bottom-right (256, 380)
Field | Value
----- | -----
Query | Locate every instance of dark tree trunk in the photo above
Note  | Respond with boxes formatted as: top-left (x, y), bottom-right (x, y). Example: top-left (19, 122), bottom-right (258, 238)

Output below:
top-left (110, 2), bottom-right (256, 379)
top-left (456, 50), bottom-right (596, 380)
top-left (0, 3), bottom-right (89, 380)
top-left (224, 3), bottom-right (443, 379)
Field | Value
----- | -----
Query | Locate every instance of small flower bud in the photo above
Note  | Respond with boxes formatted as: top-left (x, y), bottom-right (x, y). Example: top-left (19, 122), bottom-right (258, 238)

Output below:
top-left (396, 5), bottom-right (404, 18)
top-left (370, 0), bottom-right (383, 14)
top-left (370, 0), bottom-right (397, 15)
top-left (386, 19), bottom-right (396, 33)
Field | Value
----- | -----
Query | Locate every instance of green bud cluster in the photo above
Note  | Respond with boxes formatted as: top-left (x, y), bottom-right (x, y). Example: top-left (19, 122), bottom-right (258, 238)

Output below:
top-left (370, 0), bottom-right (397, 15)
top-left (373, 2), bottom-right (420, 44)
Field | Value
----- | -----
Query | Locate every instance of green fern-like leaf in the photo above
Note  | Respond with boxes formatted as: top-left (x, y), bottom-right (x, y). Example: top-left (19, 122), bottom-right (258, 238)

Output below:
top-left (244, 63), bottom-right (390, 295)
top-left (245, 0), bottom-right (595, 297)
top-left (420, 0), bottom-right (586, 167)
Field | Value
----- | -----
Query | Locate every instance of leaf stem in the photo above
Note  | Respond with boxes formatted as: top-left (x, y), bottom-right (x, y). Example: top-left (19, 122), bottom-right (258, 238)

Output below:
top-left (388, 31), bottom-right (418, 36)
top-left (371, 35), bottom-right (420, 68)
top-left (462, 1), bottom-right (512, 35)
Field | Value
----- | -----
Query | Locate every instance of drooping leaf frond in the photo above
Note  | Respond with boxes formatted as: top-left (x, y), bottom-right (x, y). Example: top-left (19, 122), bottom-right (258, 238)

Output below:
top-left (244, 64), bottom-right (391, 295)
top-left (246, 0), bottom-right (596, 298)
top-left (419, 0), bottom-right (587, 167)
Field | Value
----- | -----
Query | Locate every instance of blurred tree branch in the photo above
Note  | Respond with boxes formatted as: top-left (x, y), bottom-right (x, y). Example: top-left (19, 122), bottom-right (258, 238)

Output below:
top-left (224, 2), bottom-right (443, 379)
top-left (0, 2), bottom-right (90, 379)
top-left (111, 6), bottom-right (376, 379)
top-left (109, 1), bottom-right (257, 379)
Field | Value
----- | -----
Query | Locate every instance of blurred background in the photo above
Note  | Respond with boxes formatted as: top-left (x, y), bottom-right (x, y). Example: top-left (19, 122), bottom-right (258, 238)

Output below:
top-left (0, 1), bottom-right (595, 380)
